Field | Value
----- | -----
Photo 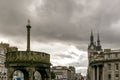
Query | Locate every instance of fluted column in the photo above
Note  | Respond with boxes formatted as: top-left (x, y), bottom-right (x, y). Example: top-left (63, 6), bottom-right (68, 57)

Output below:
top-left (97, 66), bottom-right (99, 80)
top-left (92, 66), bottom-right (95, 80)
top-left (102, 66), bottom-right (104, 80)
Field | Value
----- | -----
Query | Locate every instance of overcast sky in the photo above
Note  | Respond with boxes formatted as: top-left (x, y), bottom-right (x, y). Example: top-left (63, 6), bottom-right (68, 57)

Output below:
top-left (1, 0), bottom-right (120, 75)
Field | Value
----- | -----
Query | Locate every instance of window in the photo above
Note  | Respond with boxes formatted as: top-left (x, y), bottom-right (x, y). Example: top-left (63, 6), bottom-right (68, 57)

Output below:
top-left (108, 54), bottom-right (110, 58)
top-left (115, 54), bottom-right (118, 58)
top-left (115, 74), bottom-right (119, 77)
top-left (108, 64), bottom-right (111, 70)
top-left (108, 74), bottom-right (111, 80)
top-left (115, 64), bottom-right (119, 70)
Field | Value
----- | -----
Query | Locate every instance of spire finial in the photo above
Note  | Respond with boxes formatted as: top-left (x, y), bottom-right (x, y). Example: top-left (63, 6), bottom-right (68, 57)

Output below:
top-left (90, 30), bottom-right (94, 43)
top-left (96, 31), bottom-right (102, 51)
top-left (27, 19), bottom-right (30, 26)
top-left (97, 32), bottom-right (100, 45)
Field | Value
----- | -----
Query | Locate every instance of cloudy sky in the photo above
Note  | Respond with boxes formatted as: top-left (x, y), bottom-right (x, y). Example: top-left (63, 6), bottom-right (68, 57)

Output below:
top-left (1, 0), bottom-right (120, 75)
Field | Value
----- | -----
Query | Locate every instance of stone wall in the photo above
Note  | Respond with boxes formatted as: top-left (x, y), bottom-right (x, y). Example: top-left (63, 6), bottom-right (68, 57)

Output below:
top-left (6, 51), bottom-right (50, 64)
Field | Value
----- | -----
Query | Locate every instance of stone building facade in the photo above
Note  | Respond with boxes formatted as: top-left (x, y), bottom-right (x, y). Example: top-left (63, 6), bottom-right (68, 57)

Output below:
top-left (51, 66), bottom-right (75, 80)
top-left (74, 73), bottom-right (84, 80)
top-left (0, 42), bottom-right (18, 80)
top-left (87, 32), bottom-right (120, 80)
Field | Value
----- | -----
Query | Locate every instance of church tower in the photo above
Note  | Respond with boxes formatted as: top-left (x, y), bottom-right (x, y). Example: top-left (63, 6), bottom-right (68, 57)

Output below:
top-left (96, 32), bottom-right (102, 51)
top-left (88, 31), bottom-right (96, 51)
top-left (88, 31), bottom-right (96, 60)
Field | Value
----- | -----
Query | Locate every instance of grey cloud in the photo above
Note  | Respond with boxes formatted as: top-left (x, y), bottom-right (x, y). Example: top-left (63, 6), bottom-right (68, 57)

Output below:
top-left (0, 0), bottom-right (33, 36)
top-left (33, 0), bottom-right (120, 49)
top-left (68, 54), bottom-right (88, 67)
top-left (77, 69), bottom-right (87, 75)
top-left (68, 62), bottom-right (87, 67)
top-left (0, 0), bottom-right (120, 46)
top-left (0, 0), bottom-right (120, 57)
top-left (1, 0), bottom-right (120, 75)
top-left (70, 52), bottom-right (80, 57)
top-left (55, 54), bottom-right (73, 59)
top-left (0, 0), bottom-right (119, 47)
top-left (52, 51), bottom-right (80, 59)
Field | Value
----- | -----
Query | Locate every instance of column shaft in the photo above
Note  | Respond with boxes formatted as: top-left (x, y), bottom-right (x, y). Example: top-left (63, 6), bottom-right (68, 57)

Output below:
top-left (97, 66), bottom-right (99, 80)
top-left (7, 68), bottom-right (14, 80)
top-left (26, 25), bottom-right (31, 51)
top-left (27, 28), bottom-right (30, 51)
top-left (93, 67), bottom-right (95, 80)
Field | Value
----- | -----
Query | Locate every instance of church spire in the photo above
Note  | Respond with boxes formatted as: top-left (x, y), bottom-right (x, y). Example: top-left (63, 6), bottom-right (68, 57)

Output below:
top-left (96, 32), bottom-right (102, 51)
top-left (90, 30), bottom-right (94, 44)
top-left (88, 30), bottom-right (96, 50)
top-left (97, 32), bottom-right (100, 46)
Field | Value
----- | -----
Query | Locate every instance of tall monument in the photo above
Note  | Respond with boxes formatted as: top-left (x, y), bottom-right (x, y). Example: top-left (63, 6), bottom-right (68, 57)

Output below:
top-left (5, 20), bottom-right (51, 80)
top-left (26, 19), bottom-right (31, 51)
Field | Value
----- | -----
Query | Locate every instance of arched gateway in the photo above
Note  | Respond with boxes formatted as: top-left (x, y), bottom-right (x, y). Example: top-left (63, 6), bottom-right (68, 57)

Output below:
top-left (5, 20), bottom-right (51, 80)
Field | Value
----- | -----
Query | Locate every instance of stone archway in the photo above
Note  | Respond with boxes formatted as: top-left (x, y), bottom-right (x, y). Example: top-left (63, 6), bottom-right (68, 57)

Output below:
top-left (7, 67), bottom-right (29, 80)
top-left (36, 68), bottom-right (50, 80)
top-left (5, 21), bottom-right (51, 80)
top-left (5, 51), bottom-right (51, 80)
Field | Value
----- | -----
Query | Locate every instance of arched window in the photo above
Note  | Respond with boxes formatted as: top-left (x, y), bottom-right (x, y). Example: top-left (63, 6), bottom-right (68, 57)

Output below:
top-left (34, 71), bottom-right (42, 80)
top-left (13, 70), bottom-right (24, 80)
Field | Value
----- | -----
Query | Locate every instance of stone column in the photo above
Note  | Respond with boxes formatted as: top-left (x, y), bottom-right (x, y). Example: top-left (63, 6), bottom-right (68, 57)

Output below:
top-left (100, 65), bottom-right (103, 80)
top-left (7, 68), bottom-right (14, 80)
top-left (90, 66), bottom-right (93, 80)
top-left (97, 66), bottom-right (99, 80)
top-left (102, 65), bottom-right (104, 80)
top-left (26, 20), bottom-right (31, 51)
top-left (95, 66), bottom-right (97, 80)
top-left (90, 66), bottom-right (92, 80)
top-left (27, 67), bottom-right (35, 80)
top-left (92, 66), bottom-right (95, 80)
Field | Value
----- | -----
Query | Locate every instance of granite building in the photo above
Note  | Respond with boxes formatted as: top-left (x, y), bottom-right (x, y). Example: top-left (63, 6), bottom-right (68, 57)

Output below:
top-left (0, 42), bottom-right (18, 80)
top-left (51, 66), bottom-right (76, 80)
top-left (87, 31), bottom-right (120, 80)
